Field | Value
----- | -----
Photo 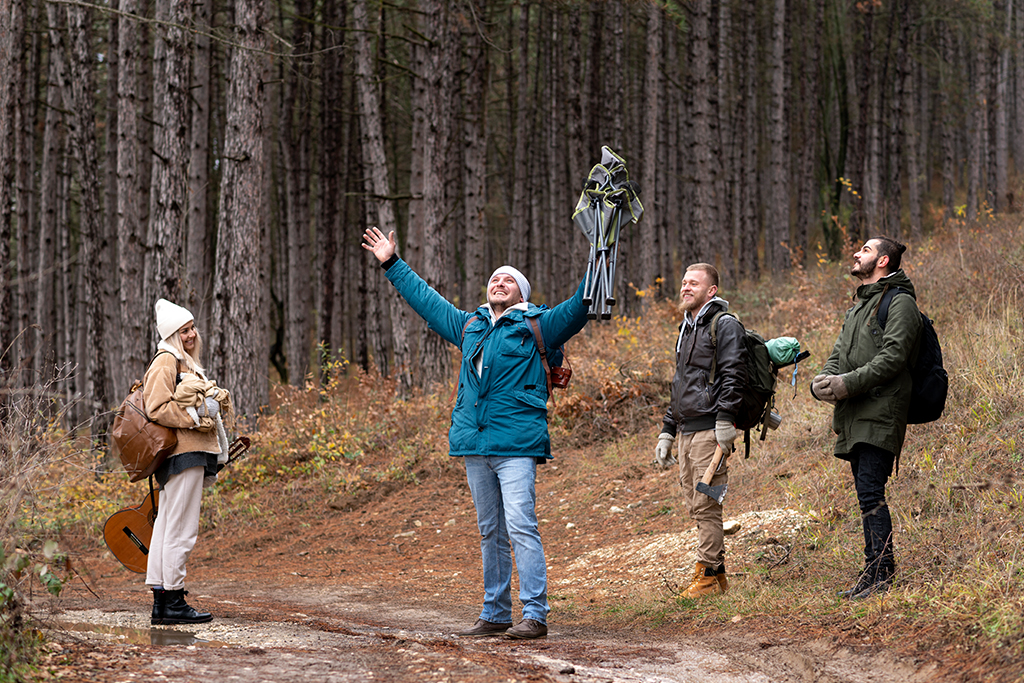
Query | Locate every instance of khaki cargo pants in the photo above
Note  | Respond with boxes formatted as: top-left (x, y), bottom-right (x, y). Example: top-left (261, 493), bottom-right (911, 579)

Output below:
top-left (678, 429), bottom-right (727, 569)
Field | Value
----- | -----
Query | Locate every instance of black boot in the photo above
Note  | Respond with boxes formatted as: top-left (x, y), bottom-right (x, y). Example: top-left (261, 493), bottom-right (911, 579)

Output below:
top-left (842, 504), bottom-right (896, 600)
top-left (151, 588), bottom-right (166, 625)
top-left (161, 589), bottom-right (213, 624)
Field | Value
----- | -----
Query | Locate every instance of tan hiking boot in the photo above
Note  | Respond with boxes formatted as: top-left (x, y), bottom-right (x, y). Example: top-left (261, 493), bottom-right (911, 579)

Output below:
top-left (716, 565), bottom-right (729, 593)
top-left (682, 562), bottom-right (722, 598)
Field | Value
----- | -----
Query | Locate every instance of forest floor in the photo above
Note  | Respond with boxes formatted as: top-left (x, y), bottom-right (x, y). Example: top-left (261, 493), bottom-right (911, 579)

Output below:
top-left (31, 447), bottom-right (1002, 683)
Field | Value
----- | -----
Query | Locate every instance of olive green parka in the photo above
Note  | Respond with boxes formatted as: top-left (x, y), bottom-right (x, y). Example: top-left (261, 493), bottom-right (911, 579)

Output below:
top-left (823, 269), bottom-right (923, 459)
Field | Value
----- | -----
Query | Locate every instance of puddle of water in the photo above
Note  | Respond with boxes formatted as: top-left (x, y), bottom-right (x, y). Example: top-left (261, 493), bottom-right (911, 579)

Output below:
top-left (60, 622), bottom-right (230, 648)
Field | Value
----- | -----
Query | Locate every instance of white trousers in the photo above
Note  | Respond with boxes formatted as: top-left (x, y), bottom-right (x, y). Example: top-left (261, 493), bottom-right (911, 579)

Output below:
top-left (145, 465), bottom-right (204, 591)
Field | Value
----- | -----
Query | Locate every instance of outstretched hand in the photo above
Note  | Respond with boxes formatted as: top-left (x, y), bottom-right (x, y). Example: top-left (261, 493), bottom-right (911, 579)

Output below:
top-left (362, 227), bottom-right (397, 263)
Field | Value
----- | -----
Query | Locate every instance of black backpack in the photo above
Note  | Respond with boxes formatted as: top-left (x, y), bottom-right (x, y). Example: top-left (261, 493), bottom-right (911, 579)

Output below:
top-left (709, 312), bottom-right (809, 456)
top-left (877, 287), bottom-right (947, 424)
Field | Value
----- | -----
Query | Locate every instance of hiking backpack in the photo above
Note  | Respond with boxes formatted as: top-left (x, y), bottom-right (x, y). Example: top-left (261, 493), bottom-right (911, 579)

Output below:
top-left (877, 287), bottom-right (947, 424)
top-left (709, 312), bottom-right (809, 457)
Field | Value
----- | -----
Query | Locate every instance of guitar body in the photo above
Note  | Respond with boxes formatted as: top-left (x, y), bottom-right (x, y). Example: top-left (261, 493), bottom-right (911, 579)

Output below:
top-left (103, 489), bottom-right (159, 574)
top-left (101, 436), bottom-right (251, 574)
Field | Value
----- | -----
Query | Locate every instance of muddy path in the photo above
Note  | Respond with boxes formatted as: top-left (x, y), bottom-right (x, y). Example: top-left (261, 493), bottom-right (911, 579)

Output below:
top-left (35, 464), bottom-right (991, 681)
top-left (46, 577), bottom-right (943, 683)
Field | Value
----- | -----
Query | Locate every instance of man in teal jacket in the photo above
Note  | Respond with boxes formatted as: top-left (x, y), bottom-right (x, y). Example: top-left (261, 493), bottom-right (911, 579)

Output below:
top-left (363, 227), bottom-right (589, 639)
top-left (811, 236), bottom-right (922, 600)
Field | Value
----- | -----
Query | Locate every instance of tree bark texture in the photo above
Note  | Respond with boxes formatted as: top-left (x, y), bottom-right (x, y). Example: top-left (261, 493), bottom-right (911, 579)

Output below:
top-left (0, 0), bottom-right (19, 378)
top-left (211, 0), bottom-right (270, 424)
top-left (145, 0), bottom-right (192, 310)
top-left (353, 0), bottom-right (411, 391)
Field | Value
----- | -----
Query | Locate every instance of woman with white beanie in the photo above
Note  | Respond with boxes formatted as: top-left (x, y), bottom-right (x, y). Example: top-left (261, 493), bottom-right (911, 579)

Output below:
top-left (142, 299), bottom-right (231, 625)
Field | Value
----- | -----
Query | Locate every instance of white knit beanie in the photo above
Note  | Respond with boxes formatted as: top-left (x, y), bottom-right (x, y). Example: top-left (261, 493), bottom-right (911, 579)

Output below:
top-left (155, 299), bottom-right (194, 341)
top-left (490, 266), bottom-right (531, 303)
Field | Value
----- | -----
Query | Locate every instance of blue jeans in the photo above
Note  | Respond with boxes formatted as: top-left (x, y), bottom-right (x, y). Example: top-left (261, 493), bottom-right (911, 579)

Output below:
top-left (463, 456), bottom-right (548, 624)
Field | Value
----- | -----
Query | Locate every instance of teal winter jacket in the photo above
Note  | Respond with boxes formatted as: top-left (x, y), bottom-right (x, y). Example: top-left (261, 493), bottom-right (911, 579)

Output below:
top-left (383, 257), bottom-right (589, 460)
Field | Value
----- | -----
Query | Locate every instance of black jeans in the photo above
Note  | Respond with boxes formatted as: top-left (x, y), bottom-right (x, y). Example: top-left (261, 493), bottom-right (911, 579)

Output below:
top-left (849, 442), bottom-right (896, 581)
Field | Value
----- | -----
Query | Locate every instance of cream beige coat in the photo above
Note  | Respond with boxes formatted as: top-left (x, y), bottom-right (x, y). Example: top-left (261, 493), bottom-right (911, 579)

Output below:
top-left (143, 351), bottom-right (220, 456)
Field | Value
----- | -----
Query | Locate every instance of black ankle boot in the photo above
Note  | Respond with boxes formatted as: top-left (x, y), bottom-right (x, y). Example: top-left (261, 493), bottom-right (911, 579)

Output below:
top-left (161, 589), bottom-right (213, 624)
top-left (151, 588), bottom-right (166, 625)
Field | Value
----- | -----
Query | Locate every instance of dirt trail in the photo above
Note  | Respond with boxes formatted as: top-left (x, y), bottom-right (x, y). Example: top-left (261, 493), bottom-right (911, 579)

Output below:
top-left (38, 464), bottom-right (970, 681)
top-left (47, 577), bottom-right (942, 683)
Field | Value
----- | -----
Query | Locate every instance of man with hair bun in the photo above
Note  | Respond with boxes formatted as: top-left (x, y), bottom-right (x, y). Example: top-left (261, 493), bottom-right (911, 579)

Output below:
top-left (812, 236), bottom-right (923, 599)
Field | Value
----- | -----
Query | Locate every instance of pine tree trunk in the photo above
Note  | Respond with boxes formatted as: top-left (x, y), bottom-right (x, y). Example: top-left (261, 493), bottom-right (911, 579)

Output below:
top-left (1014, 0), bottom-right (1024, 188)
top-left (15, 0), bottom-right (39, 383)
top-left (508, 0), bottom-right (531, 267)
top-left (35, 40), bottom-right (64, 380)
top-left (187, 0), bottom-right (214, 328)
top-left (210, 0), bottom-right (270, 426)
top-left (939, 21), bottom-right (956, 221)
top-left (462, 0), bottom-right (488, 310)
top-left (739, 1), bottom-right (760, 280)
top-left (852, 5), bottom-right (874, 240)
top-left (352, 0), bottom-right (411, 390)
top-left (884, 0), bottom-right (903, 238)
top-left (794, 0), bottom-right (823, 261)
top-left (900, 0), bottom-right (922, 239)
top-left (993, 0), bottom-right (1010, 213)
top-left (687, 0), bottom-right (714, 265)
top-left (417, 0), bottom-right (454, 388)
top-left (640, 2), bottom-right (661, 296)
top-left (967, 28), bottom-right (986, 221)
top-left (318, 0), bottom-right (345, 364)
top-left (145, 0), bottom-right (191, 307)
top-left (117, 0), bottom-right (149, 383)
top-left (102, 5), bottom-right (124, 397)
top-left (766, 0), bottom-right (789, 273)
top-left (50, 1), bottom-right (111, 433)
top-left (280, 0), bottom-right (313, 385)
top-left (565, 4), bottom-right (589, 286)
top-left (0, 0), bottom-right (18, 378)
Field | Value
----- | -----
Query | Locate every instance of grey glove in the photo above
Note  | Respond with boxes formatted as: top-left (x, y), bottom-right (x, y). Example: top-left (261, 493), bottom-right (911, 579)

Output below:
top-left (654, 433), bottom-right (677, 469)
top-left (811, 374), bottom-right (836, 404)
top-left (715, 419), bottom-right (737, 455)
top-left (196, 396), bottom-right (220, 418)
top-left (812, 374), bottom-right (849, 403)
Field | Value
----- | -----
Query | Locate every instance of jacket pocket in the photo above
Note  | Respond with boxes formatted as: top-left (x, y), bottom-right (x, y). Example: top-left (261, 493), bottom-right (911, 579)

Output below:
top-left (500, 329), bottom-right (533, 357)
top-left (514, 389), bottom-right (548, 411)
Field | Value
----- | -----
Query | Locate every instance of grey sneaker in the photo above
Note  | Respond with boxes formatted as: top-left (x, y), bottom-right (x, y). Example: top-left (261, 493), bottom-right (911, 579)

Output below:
top-left (506, 618), bottom-right (547, 640)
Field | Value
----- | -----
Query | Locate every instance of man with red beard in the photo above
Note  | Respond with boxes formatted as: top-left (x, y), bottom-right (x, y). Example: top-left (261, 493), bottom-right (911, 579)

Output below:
top-left (655, 263), bottom-right (746, 598)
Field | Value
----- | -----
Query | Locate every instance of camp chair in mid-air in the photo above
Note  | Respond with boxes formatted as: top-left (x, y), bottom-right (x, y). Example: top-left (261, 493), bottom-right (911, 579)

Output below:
top-left (571, 146), bottom-right (644, 320)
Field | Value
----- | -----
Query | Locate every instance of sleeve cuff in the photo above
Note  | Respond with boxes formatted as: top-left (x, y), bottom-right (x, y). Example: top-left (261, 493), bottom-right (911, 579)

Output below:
top-left (381, 254), bottom-right (399, 271)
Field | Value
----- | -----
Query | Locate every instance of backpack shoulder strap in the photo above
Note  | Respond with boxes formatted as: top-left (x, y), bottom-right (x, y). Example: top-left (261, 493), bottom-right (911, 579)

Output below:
top-left (460, 315), bottom-right (481, 344)
top-left (708, 311), bottom-right (738, 384)
top-left (526, 317), bottom-right (554, 397)
top-left (451, 315), bottom-right (483, 401)
top-left (876, 286), bottom-right (908, 329)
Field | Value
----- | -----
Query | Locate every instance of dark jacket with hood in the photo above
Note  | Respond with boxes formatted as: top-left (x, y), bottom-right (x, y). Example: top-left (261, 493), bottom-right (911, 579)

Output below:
top-left (662, 298), bottom-right (747, 436)
top-left (822, 269), bottom-right (923, 459)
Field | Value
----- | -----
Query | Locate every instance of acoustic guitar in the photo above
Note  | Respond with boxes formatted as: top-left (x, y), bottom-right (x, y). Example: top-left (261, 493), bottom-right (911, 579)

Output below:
top-left (103, 436), bottom-right (251, 573)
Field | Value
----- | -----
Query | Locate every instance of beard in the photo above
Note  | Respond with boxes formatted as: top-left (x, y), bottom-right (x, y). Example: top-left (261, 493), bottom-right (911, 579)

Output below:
top-left (677, 296), bottom-right (703, 315)
top-left (851, 255), bottom-right (879, 279)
